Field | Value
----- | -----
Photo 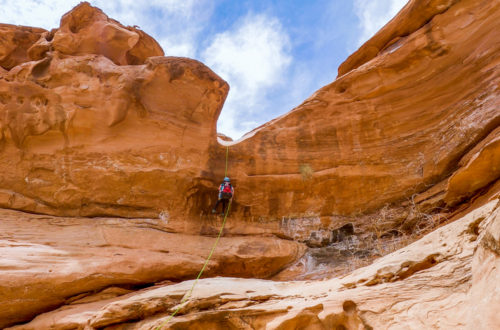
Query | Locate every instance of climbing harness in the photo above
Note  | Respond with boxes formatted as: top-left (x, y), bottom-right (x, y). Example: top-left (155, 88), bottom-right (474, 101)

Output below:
top-left (156, 146), bottom-right (231, 329)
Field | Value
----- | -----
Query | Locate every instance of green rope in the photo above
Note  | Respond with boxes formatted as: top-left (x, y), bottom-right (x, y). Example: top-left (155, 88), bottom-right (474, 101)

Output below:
top-left (225, 145), bottom-right (229, 177)
top-left (155, 146), bottom-right (231, 330)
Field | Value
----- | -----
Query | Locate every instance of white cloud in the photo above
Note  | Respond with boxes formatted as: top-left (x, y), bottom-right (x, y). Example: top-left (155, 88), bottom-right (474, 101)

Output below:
top-left (0, 0), bottom-right (77, 29)
top-left (354, 0), bottom-right (409, 46)
top-left (201, 14), bottom-right (292, 139)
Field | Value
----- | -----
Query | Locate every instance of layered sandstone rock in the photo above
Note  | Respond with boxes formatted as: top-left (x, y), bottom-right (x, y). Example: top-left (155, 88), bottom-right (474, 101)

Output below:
top-left (0, 23), bottom-right (46, 69)
top-left (0, 2), bottom-right (228, 219)
top-left (0, 54), bottom-right (228, 218)
top-left (0, 0), bottom-right (498, 232)
top-left (337, 0), bottom-right (460, 76)
top-left (8, 194), bottom-right (499, 329)
top-left (220, 0), bottom-right (500, 223)
top-left (0, 2), bottom-right (163, 69)
top-left (0, 209), bottom-right (303, 328)
top-left (1, 0), bottom-right (499, 328)
top-left (445, 127), bottom-right (500, 206)
top-left (51, 2), bottom-right (164, 65)
top-left (468, 199), bottom-right (500, 328)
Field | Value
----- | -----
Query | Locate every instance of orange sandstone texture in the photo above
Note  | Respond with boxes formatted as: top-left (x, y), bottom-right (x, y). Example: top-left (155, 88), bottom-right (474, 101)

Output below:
top-left (0, 3), bottom-right (228, 219)
top-left (8, 196), bottom-right (499, 329)
top-left (0, 0), bottom-right (498, 226)
top-left (0, 209), bottom-right (303, 328)
top-left (0, 0), bottom-right (499, 328)
top-left (444, 127), bottom-right (500, 205)
top-left (51, 2), bottom-right (163, 65)
top-left (221, 0), bottom-right (500, 220)
top-left (337, 0), bottom-right (460, 76)
top-left (0, 23), bottom-right (46, 69)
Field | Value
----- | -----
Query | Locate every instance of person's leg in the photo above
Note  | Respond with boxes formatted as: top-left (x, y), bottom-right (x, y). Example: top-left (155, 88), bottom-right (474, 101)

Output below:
top-left (221, 199), bottom-right (228, 215)
top-left (213, 199), bottom-right (222, 213)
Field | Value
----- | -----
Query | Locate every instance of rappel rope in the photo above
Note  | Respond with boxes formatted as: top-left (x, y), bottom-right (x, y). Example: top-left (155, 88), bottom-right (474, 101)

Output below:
top-left (225, 144), bottom-right (229, 177)
top-left (156, 146), bottom-right (231, 330)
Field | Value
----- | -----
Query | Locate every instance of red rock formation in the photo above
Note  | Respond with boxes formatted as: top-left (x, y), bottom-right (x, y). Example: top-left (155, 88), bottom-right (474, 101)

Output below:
top-left (445, 127), bottom-right (500, 206)
top-left (337, 0), bottom-right (460, 76)
top-left (0, 2), bottom-right (228, 219)
top-left (0, 209), bottom-right (303, 328)
top-left (220, 0), bottom-right (500, 222)
top-left (0, 0), bottom-right (498, 230)
top-left (0, 24), bottom-right (46, 69)
top-left (0, 54), bottom-right (228, 218)
top-left (8, 194), bottom-right (499, 329)
top-left (1, 0), bottom-right (499, 327)
top-left (52, 2), bottom-right (164, 65)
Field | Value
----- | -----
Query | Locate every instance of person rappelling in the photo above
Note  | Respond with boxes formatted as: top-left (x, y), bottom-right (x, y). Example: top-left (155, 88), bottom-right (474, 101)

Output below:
top-left (212, 177), bottom-right (234, 216)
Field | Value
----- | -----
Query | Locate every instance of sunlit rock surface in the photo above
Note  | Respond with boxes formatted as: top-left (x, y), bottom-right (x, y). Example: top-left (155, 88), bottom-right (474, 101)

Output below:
top-left (0, 23), bottom-right (46, 69)
top-left (0, 0), bottom-right (497, 230)
top-left (52, 2), bottom-right (163, 65)
top-left (0, 209), bottom-right (303, 328)
top-left (8, 195), bottom-right (499, 329)
top-left (0, 2), bottom-right (228, 219)
top-left (1, 0), bottom-right (499, 328)
top-left (221, 0), bottom-right (500, 222)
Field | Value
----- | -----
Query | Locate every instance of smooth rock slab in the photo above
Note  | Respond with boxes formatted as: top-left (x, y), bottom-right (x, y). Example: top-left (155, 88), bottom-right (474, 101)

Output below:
top-left (9, 196), bottom-right (499, 329)
top-left (0, 209), bottom-right (303, 328)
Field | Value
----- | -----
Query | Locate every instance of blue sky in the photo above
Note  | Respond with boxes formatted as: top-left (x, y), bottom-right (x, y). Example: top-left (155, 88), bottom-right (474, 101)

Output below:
top-left (0, 0), bottom-right (408, 139)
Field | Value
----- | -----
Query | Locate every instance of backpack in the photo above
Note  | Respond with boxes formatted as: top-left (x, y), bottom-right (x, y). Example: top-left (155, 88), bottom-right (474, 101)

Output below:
top-left (221, 182), bottom-right (232, 199)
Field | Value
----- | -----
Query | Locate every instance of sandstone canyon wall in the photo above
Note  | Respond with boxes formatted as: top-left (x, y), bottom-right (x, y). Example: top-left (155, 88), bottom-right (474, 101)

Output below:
top-left (8, 195), bottom-right (498, 329)
top-left (0, 0), bottom-right (498, 236)
top-left (221, 0), bottom-right (499, 222)
top-left (0, 0), bottom-right (499, 328)
top-left (0, 3), bottom-right (229, 219)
